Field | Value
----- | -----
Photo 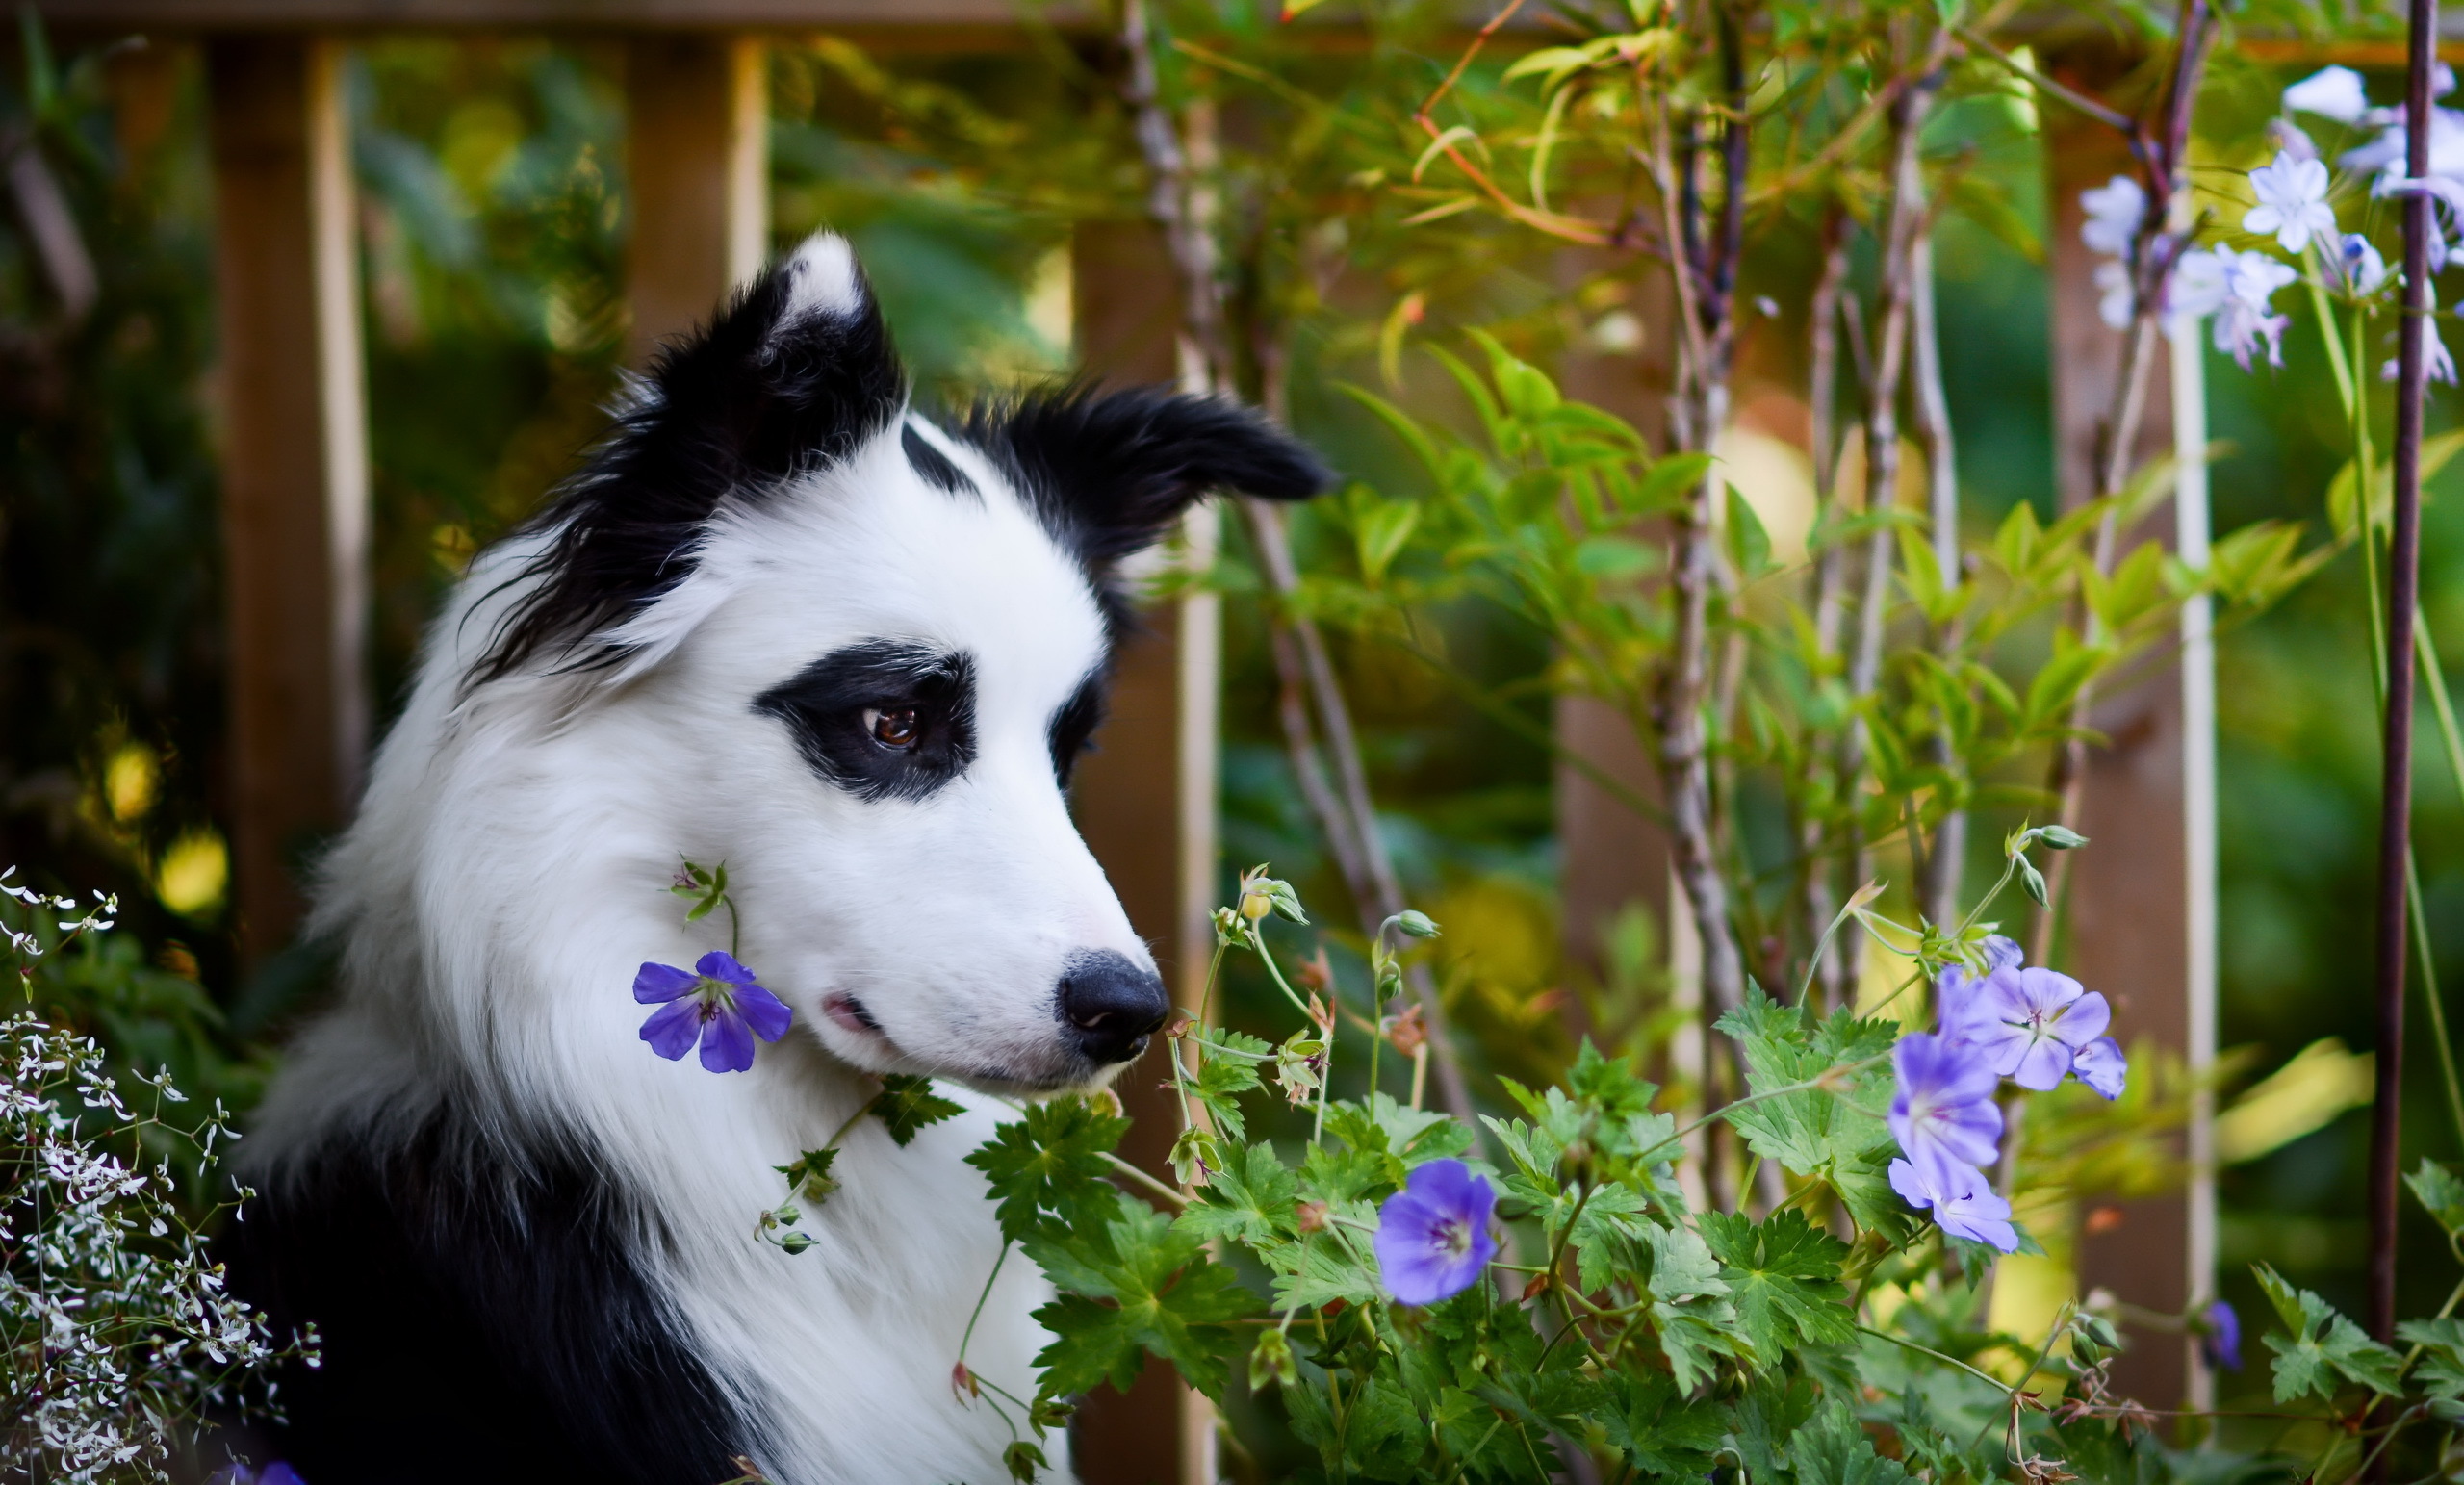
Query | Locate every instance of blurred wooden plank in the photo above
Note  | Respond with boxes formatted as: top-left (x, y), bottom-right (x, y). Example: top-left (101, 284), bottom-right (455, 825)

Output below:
top-left (207, 35), bottom-right (369, 963)
top-left (1065, 218), bottom-right (1210, 1485)
top-left (624, 33), bottom-right (767, 368)
top-left (40, 0), bottom-right (1053, 29)
top-left (2040, 39), bottom-right (2196, 1410)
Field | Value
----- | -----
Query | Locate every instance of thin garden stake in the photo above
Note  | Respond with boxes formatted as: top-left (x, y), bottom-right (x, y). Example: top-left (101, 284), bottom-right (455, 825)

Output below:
top-left (2373, 0), bottom-right (2436, 1350)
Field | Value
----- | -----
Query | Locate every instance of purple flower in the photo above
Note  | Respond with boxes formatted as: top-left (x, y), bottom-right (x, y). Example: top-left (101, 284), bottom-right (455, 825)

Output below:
top-left (2073, 1037), bottom-right (2128, 1100)
top-left (1889, 1157), bottom-right (2019, 1253)
top-left (211, 1465), bottom-right (307, 1485)
top-left (1889, 1033), bottom-right (2005, 1187)
top-left (634, 951), bottom-right (793, 1073)
top-left (1934, 935), bottom-right (2023, 1038)
top-left (1960, 967), bottom-right (2113, 1091)
top-left (2200, 1299), bottom-right (2243, 1371)
top-left (1373, 1159), bottom-right (1498, 1305)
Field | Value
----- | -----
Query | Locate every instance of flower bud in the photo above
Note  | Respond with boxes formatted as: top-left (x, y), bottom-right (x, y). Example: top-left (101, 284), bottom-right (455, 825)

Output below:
top-left (2033, 825), bottom-right (2088, 850)
top-left (1390, 909), bottom-right (1441, 939)
top-left (951, 1360), bottom-right (980, 1399)
top-left (2020, 859), bottom-right (2050, 908)
top-left (1003, 1440), bottom-right (1047, 1484)
top-left (778, 1230), bottom-right (815, 1255)
top-left (1249, 1328), bottom-right (1298, 1390)
top-left (1295, 1200), bottom-right (1328, 1234)
top-left (1212, 907), bottom-right (1244, 947)
top-left (1169, 1126), bottom-right (1220, 1188)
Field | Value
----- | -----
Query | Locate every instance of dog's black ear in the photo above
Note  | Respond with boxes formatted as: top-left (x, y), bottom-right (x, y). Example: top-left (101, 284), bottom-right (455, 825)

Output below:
top-left (973, 387), bottom-right (1333, 570)
top-left (475, 233), bottom-right (905, 683)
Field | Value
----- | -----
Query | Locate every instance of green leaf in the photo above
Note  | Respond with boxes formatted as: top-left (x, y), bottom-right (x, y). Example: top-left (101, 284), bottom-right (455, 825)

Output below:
top-left (2400, 1317), bottom-right (2464, 1398)
top-left (1190, 1029), bottom-right (1270, 1144)
top-left (1567, 1037), bottom-right (1660, 1121)
top-left (1645, 1221), bottom-right (1748, 1390)
top-left (1002, 1439), bottom-right (1047, 1483)
top-left (1603, 1370), bottom-right (1729, 1475)
top-left (2254, 1263), bottom-right (2403, 1401)
top-left (1790, 1396), bottom-right (1913, 1485)
top-left (2408, 1159), bottom-right (2464, 1238)
top-left (1713, 990), bottom-right (1900, 1227)
top-left (775, 1147), bottom-right (841, 1208)
top-left (966, 1095), bottom-right (1132, 1242)
top-left (870, 1074), bottom-right (963, 1146)
top-left (1699, 1209), bottom-right (1856, 1364)
top-left (1028, 1191), bottom-right (1260, 1401)
top-left (1175, 1141), bottom-right (1297, 1246)
top-left (1726, 485), bottom-right (1772, 578)
top-left (1353, 499), bottom-right (1422, 586)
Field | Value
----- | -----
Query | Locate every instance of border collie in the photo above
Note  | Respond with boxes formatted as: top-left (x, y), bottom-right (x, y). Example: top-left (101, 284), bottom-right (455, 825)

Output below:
top-left (226, 233), bottom-right (1326, 1484)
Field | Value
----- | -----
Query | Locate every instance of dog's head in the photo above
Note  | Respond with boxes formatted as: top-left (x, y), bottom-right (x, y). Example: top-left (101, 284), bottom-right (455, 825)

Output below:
top-left (468, 233), bottom-right (1326, 1093)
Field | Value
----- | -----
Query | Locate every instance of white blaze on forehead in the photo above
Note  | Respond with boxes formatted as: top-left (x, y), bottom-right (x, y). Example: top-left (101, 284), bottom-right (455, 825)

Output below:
top-left (778, 232), bottom-right (865, 324)
top-left (693, 428), bottom-right (1105, 729)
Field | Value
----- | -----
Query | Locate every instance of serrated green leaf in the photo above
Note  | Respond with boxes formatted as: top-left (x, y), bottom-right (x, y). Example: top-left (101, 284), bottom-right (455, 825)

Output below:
top-left (1790, 1396), bottom-right (1913, 1485)
top-left (2255, 1263), bottom-right (2403, 1401)
top-left (776, 1147), bottom-right (841, 1207)
top-left (966, 1095), bottom-right (1131, 1243)
top-left (1175, 1140), bottom-right (1297, 1246)
top-left (1699, 1209), bottom-right (1856, 1364)
top-left (871, 1074), bottom-right (963, 1146)
top-left (1645, 1221), bottom-right (1747, 1390)
top-left (2408, 1159), bottom-right (2464, 1238)
top-left (1026, 1191), bottom-right (1259, 1401)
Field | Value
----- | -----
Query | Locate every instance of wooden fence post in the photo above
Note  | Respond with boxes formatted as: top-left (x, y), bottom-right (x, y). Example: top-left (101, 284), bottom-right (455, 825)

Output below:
top-left (1066, 217), bottom-right (1213, 1485)
top-left (206, 35), bottom-right (369, 964)
top-left (625, 33), bottom-right (768, 367)
top-left (2041, 42), bottom-right (2199, 1409)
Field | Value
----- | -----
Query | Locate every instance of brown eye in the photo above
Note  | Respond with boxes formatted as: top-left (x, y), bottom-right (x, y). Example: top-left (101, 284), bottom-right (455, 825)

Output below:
top-left (866, 707), bottom-right (920, 750)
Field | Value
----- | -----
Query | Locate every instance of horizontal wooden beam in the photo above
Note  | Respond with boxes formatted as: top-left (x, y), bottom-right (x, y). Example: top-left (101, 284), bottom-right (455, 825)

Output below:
top-left (38, 0), bottom-right (1068, 31)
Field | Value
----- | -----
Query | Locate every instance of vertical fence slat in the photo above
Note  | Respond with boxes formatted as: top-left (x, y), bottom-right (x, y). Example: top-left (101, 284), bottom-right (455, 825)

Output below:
top-left (1065, 217), bottom-right (1208, 1485)
top-left (625, 33), bottom-right (767, 368)
top-left (207, 34), bottom-right (369, 963)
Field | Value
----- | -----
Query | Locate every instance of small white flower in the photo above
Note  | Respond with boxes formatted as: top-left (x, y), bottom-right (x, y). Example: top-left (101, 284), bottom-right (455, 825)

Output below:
top-left (2245, 151), bottom-right (2337, 253)
top-left (2094, 260), bottom-right (2136, 329)
top-left (2080, 175), bottom-right (2146, 258)
top-left (2269, 117), bottom-right (2320, 163)
top-left (2214, 248), bottom-right (2299, 370)
top-left (2382, 283), bottom-right (2458, 386)
top-left (2284, 65), bottom-right (2372, 124)
top-left (2164, 246), bottom-right (2230, 338)
top-left (2334, 233), bottom-right (2389, 296)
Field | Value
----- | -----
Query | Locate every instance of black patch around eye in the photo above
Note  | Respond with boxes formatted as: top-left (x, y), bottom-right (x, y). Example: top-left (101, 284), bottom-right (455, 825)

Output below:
top-left (753, 641), bottom-right (977, 803)
top-left (1048, 669), bottom-right (1109, 788)
top-left (902, 423), bottom-right (978, 499)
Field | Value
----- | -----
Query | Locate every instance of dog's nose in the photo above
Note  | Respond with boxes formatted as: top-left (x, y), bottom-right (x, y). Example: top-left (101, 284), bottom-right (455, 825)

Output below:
top-left (1057, 952), bottom-right (1171, 1064)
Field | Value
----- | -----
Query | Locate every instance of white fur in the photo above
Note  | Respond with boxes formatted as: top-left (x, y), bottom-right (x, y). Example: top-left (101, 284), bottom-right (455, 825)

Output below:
top-left (777, 233), bottom-right (865, 325)
top-left (246, 404), bottom-right (1143, 1482)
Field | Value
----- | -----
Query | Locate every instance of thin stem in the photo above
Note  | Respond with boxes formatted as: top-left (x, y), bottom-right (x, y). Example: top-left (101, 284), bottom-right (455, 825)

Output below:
top-left (956, 1241), bottom-right (1014, 1373)
top-left (1856, 1321), bottom-right (2015, 1394)
top-left (1104, 1151), bottom-right (1190, 1208)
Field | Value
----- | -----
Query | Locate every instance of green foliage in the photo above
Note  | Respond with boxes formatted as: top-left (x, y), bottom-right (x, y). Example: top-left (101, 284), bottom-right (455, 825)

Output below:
top-left (870, 1074), bottom-right (964, 1147)
top-left (2253, 1263), bottom-right (2403, 1403)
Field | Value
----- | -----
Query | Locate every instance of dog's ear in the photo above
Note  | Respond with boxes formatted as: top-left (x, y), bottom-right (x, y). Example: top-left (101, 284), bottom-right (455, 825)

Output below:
top-left (974, 387), bottom-right (1333, 569)
top-left (472, 234), bottom-right (906, 683)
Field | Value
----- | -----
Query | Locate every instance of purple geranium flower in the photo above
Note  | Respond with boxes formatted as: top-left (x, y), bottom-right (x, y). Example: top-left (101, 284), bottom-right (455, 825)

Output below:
top-left (1373, 1159), bottom-right (1499, 1305)
top-left (2073, 1037), bottom-right (2128, 1100)
top-left (2200, 1299), bottom-right (2243, 1371)
top-left (211, 1465), bottom-right (306, 1485)
top-left (1959, 967), bottom-right (2112, 1091)
top-left (1935, 935), bottom-right (2023, 1039)
top-left (1889, 1157), bottom-right (2019, 1253)
top-left (634, 951), bottom-right (793, 1074)
top-left (1890, 1033), bottom-right (2005, 1187)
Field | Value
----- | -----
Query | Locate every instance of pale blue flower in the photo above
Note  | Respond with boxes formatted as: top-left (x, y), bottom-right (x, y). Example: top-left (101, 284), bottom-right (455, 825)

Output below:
top-left (1889, 1156), bottom-right (2019, 1253)
top-left (2245, 152), bottom-right (2336, 254)
top-left (2081, 175), bottom-right (2146, 259)
top-left (1889, 1032), bottom-right (2004, 1188)
top-left (1373, 1159), bottom-right (1498, 1305)
top-left (2284, 65), bottom-right (2371, 125)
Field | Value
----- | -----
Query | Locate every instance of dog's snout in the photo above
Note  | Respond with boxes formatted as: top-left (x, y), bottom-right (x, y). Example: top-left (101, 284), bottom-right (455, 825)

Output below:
top-left (1057, 952), bottom-right (1170, 1065)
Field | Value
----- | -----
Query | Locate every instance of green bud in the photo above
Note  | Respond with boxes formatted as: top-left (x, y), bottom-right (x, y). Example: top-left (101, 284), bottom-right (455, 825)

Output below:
top-left (1213, 907), bottom-right (1245, 948)
top-left (1028, 1395), bottom-right (1075, 1432)
top-left (1003, 1439), bottom-right (1048, 1484)
top-left (1169, 1126), bottom-right (1220, 1188)
top-left (1389, 909), bottom-right (1440, 939)
top-left (2020, 859), bottom-right (2049, 908)
top-left (2034, 825), bottom-right (2088, 850)
top-left (1249, 1327), bottom-right (1299, 1391)
top-left (1265, 878), bottom-right (1308, 925)
top-left (777, 1230), bottom-right (815, 1255)
top-left (776, 1148), bottom-right (841, 1208)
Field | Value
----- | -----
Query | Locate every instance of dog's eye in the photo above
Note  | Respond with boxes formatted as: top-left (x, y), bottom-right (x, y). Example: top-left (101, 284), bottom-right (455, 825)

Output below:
top-left (866, 707), bottom-right (921, 750)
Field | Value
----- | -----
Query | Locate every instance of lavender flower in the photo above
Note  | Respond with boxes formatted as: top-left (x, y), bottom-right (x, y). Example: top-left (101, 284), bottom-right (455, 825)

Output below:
top-left (634, 951), bottom-right (793, 1073)
top-left (2200, 1299), bottom-right (2243, 1371)
top-left (1957, 966), bottom-right (2113, 1091)
top-left (1934, 935), bottom-right (2022, 1038)
top-left (1889, 1157), bottom-right (2019, 1253)
top-left (2284, 65), bottom-right (2372, 126)
top-left (1889, 1033), bottom-right (2004, 1186)
top-left (2094, 260), bottom-right (2136, 330)
top-left (2165, 246), bottom-right (2231, 340)
top-left (211, 1464), bottom-right (307, 1485)
top-left (2381, 286), bottom-right (2459, 386)
top-left (1373, 1159), bottom-right (1498, 1305)
top-left (2080, 175), bottom-right (2147, 259)
top-left (2332, 233), bottom-right (2389, 296)
top-left (2269, 117), bottom-right (2320, 164)
top-left (2073, 1037), bottom-right (2128, 1100)
top-left (2245, 151), bottom-right (2337, 254)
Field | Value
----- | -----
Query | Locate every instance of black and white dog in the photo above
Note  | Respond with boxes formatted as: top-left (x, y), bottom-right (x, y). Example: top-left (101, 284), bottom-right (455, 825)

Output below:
top-left (226, 233), bottom-right (1326, 1483)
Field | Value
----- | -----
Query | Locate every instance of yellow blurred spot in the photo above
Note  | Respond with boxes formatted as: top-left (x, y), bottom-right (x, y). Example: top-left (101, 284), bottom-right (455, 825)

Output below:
top-left (105, 743), bottom-right (158, 823)
top-left (2217, 1037), bottom-right (2374, 1164)
top-left (156, 831), bottom-right (229, 917)
top-left (1720, 426), bottom-right (1816, 566)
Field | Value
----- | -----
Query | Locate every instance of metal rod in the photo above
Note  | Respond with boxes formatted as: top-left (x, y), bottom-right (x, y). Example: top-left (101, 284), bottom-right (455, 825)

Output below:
top-left (2372, 0), bottom-right (2436, 1350)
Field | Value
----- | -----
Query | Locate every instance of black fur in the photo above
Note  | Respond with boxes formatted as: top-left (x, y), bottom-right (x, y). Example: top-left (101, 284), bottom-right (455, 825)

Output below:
top-left (474, 256), bottom-right (907, 684)
top-left (966, 385), bottom-right (1333, 618)
top-left (752, 640), bottom-right (979, 803)
top-left (223, 1116), bottom-right (763, 1483)
top-left (901, 421), bottom-right (978, 498)
top-left (1047, 669), bottom-right (1107, 788)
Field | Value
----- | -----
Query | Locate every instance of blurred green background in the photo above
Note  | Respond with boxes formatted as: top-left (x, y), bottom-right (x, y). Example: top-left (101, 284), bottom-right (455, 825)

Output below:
top-left (2, 17), bottom-right (2459, 1426)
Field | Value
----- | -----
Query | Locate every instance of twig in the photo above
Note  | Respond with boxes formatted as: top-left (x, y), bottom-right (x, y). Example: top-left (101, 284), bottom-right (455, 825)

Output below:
top-left (1800, 210), bottom-right (1856, 1011)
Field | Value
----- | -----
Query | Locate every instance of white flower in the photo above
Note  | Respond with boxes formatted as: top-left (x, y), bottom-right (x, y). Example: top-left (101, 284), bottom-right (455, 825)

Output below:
top-left (2164, 246), bottom-right (2230, 339)
top-left (2093, 261), bottom-right (2136, 329)
top-left (2270, 117), bottom-right (2320, 163)
top-left (2382, 283), bottom-right (2458, 386)
top-left (2214, 248), bottom-right (2298, 370)
top-left (2245, 151), bottom-right (2337, 253)
top-left (2284, 65), bottom-right (2372, 124)
top-left (2080, 175), bottom-right (2146, 258)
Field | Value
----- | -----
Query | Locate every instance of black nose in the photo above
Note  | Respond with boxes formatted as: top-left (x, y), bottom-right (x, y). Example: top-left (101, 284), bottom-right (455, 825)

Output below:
top-left (1057, 951), bottom-right (1171, 1065)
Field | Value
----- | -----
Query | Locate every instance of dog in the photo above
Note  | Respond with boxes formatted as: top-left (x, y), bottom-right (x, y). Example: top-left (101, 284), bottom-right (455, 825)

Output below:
top-left (225, 232), bottom-right (1327, 1484)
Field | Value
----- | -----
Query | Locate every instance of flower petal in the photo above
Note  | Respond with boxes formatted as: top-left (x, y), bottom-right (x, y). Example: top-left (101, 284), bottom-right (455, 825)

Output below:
top-left (696, 950), bottom-right (758, 985)
top-left (639, 997), bottom-right (705, 1060)
top-left (2052, 989), bottom-right (2112, 1048)
top-left (699, 1006), bottom-right (757, 1073)
top-left (2010, 1036), bottom-right (2075, 1092)
top-left (632, 961), bottom-right (699, 1004)
top-left (734, 982), bottom-right (794, 1042)
top-left (2073, 1037), bottom-right (2128, 1099)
